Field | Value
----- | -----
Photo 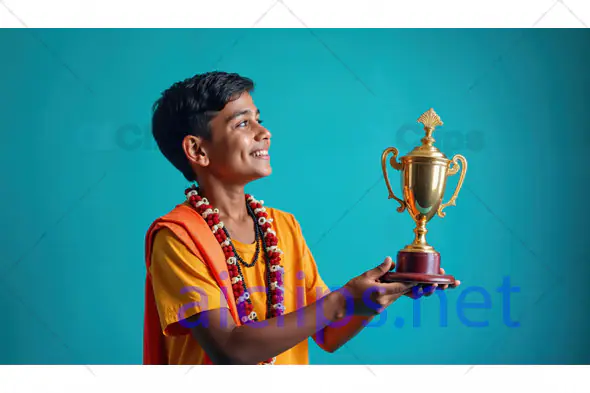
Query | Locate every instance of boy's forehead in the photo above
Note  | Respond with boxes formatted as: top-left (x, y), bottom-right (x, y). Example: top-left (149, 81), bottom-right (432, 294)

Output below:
top-left (218, 92), bottom-right (259, 119)
top-left (225, 91), bottom-right (255, 110)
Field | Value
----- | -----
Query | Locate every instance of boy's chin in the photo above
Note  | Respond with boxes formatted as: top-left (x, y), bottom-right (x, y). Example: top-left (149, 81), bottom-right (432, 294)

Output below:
top-left (248, 167), bottom-right (272, 182)
top-left (256, 167), bottom-right (273, 179)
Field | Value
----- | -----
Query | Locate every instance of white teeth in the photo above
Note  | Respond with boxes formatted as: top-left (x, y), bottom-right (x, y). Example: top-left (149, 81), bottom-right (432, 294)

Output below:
top-left (252, 150), bottom-right (268, 157)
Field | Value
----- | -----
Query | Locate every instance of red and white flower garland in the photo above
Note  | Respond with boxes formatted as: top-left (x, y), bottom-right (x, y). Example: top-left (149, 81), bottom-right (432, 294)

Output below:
top-left (185, 185), bottom-right (285, 365)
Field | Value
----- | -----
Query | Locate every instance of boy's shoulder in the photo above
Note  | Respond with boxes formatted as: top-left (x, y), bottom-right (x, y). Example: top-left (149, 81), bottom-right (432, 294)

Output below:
top-left (265, 206), bottom-right (299, 224)
top-left (264, 206), bottom-right (304, 237)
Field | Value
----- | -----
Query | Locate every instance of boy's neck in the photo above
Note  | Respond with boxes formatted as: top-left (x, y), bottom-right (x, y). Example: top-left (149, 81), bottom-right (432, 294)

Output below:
top-left (197, 179), bottom-right (250, 222)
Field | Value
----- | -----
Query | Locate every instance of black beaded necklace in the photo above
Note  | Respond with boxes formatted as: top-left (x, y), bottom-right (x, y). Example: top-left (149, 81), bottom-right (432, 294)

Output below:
top-left (222, 204), bottom-right (262, 268)
top-left (221, 203), bottom-right (275, 316)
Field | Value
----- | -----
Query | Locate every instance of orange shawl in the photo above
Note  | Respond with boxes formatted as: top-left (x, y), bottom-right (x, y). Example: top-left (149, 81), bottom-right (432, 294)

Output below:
top-left (142, 203), bottom-right (242, 365)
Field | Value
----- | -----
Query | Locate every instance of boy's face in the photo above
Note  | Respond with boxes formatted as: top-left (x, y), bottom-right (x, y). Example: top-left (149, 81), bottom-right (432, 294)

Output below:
top-left (193, 91), bottom-right (272, 184)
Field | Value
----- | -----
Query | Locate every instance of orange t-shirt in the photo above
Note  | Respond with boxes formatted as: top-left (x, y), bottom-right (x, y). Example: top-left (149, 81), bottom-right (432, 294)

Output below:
top-left (149, 205), bottom-right (330, 365)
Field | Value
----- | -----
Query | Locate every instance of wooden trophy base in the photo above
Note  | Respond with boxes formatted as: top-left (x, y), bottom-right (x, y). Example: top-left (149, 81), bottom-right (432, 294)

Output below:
top-left (380, 250), bottom-right (455, 285)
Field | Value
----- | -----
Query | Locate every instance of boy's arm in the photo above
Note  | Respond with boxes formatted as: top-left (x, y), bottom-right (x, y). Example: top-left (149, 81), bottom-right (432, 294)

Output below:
top-left (314, 315), bottom-right (375, 353)
top-left (150, 226), bottom-right (352, 364)
top-left (186, 290), bottom-right (348, 365)
top-left (189, 261), bottom-right (414, 364)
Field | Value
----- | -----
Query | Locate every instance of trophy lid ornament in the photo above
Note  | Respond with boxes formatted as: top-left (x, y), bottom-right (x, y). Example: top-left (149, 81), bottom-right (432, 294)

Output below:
top-left (406, 108), bottom-right (447, 160)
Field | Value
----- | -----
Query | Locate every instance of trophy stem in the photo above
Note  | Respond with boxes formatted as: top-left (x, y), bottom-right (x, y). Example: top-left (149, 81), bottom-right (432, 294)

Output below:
top-left (412, 217), bottom-right (428, 247)
top-left (403, 217), bottom-right (435, 253)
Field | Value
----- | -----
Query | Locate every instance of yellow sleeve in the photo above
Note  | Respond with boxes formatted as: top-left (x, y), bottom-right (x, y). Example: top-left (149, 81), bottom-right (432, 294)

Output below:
top-left (149, 227), bottom-right (229, 336)
top-left (302, 243), bottom-right (331, 304)
top-left (289, 215), bottom-right (331, 304)
top-left (287, 215), bottom-right (333, 347)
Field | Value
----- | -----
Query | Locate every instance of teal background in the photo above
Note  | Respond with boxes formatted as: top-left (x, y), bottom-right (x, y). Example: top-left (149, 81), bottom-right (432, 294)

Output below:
top-left (1, 28), bottom-right (589, 365)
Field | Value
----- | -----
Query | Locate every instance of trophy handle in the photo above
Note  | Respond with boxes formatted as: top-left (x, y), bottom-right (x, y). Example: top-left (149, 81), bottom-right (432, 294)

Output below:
top-left (381, 147), bottom-right (406, 213)
top-left (437, 154), bottom-right (467, 218)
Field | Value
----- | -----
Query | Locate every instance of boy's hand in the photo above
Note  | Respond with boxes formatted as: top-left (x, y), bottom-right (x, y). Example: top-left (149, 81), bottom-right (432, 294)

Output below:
top-left (405, 268), bottom-right (461, 299)
top-left (338, 257), bottom-right (417, 316)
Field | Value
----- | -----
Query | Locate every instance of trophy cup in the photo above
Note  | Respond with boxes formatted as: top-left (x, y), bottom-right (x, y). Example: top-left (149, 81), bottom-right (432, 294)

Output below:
top-left (380, 108), bottom-right (467, 285)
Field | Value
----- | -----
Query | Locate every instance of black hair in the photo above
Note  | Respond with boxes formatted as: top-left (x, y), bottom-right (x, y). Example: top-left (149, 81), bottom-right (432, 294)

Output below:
top-left (151, 71), bottom-right (255, 182)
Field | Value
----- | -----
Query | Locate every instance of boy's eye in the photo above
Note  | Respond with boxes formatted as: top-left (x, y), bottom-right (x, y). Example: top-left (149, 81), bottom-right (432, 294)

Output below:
top-left (237, 119), bottom-right (263, 128)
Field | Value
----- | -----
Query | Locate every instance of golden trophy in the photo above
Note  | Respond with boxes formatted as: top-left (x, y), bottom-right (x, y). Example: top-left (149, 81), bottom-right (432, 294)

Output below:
top-left (380, 108), bottom-right (467, 285)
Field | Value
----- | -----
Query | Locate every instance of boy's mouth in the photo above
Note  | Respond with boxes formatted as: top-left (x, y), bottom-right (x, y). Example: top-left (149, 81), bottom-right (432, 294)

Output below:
top-left (250, 149), bottom-right (270, 160)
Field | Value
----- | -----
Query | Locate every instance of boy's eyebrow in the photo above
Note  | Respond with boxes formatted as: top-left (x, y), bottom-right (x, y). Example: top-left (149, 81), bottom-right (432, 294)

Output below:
top-left (225, 108), bottom-right (260, 122)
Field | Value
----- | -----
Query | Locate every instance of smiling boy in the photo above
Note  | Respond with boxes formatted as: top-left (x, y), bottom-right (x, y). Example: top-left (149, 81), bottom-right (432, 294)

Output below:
top-left (142, 71), bottom-right (459, 365)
